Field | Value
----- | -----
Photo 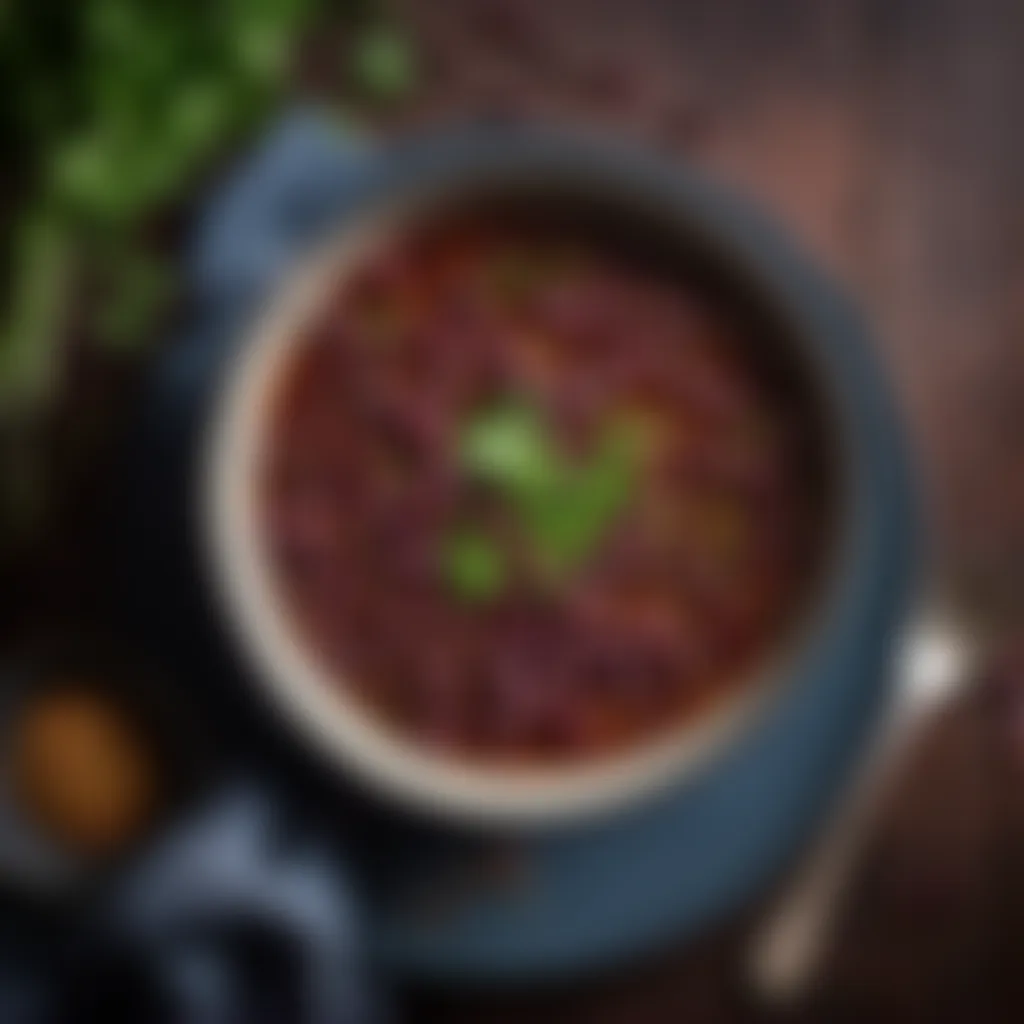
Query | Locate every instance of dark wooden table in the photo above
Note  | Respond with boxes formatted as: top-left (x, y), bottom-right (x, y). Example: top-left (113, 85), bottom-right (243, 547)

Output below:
top-left (8, 1), bottom-right (1024, 1020)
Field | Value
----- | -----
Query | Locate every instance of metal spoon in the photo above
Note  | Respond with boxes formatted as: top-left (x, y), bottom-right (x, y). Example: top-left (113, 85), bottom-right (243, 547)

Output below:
top-left (747, 606), bottom-right (981, 1001)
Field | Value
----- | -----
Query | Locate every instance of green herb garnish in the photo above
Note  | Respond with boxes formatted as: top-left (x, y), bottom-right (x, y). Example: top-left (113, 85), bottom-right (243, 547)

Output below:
top-left (459, 401), bottom-right (559, 498)
top-left (442, 530), bottom-right (506, 602)
top-left (523, 426), bottom-right (637, 574)
top-left (450, 401), bottom-right (639, 597)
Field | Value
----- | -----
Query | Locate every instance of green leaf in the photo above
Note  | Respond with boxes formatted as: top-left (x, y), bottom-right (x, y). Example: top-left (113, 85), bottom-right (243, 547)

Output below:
top-left (93, 246), bottom-right (174, 351)
top-left (457, 402), bottom-right (639, 581)
top-left (350, 26), bottom-right (417, 102)
top-left (459, 402), bottom-right (559, 498)
top-left (85, 0), bottom-right (141, 52)
top-left (235, 21), bottom-right (291, 84)
top-left (52, 133), bottom-right (117, 214)
top-left (166, 79), bottom-right (234, 155)
top-left (0, 209), bottom-right (73, 412)
top-left (538, 427), bottom-right (636, 569)
top-left (442, 530), bottom-right (505, 602)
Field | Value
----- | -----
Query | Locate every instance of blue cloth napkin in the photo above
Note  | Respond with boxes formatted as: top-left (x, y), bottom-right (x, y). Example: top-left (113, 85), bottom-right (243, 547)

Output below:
top-left (63, 786), bottom-right (378, 1024)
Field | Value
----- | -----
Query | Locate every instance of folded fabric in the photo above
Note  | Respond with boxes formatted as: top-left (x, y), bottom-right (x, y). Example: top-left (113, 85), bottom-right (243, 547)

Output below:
top-left (58, 786), bottom-right (379, 1024)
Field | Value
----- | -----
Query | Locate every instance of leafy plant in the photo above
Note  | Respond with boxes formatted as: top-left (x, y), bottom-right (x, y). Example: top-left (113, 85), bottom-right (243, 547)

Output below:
top-left (0, 0), bottom-right (407, 548)
top-left (0, 210), bottom-right (73, 413)
top-left (0, 0), bottom-right (322, 411)
top-left (0, 1), bottom-right (424, 552)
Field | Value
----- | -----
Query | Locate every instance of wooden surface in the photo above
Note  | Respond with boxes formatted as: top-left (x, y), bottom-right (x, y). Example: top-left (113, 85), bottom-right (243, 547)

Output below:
top-left (7, 0), bottom-right (1024, 1020)
top-left (376, 0), bottom-right (1024, 1019)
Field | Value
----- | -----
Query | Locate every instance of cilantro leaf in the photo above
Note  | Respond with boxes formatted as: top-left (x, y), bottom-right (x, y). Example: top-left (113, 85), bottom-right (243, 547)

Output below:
top-left (523, 425), bottom-right (637, 572)
top-left (442, 529), bottom-right (505, 602)
top-left (454, 402), bottom-right (639, 586)
top-left (458, 401), bottom-right (559, 497)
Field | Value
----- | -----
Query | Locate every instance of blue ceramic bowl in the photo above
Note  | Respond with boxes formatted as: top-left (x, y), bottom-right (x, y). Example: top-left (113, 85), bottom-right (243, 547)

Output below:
top-left (200, 126), bottom-right (919, 832)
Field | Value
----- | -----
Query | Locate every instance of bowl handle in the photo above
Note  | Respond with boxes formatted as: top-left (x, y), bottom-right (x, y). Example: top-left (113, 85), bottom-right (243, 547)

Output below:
top-left (187, 108), bottom-right (376, 313)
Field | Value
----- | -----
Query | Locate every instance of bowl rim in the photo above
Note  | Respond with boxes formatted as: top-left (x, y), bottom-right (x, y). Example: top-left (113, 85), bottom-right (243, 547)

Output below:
top-left (200, 129), bottom-right (864, 827)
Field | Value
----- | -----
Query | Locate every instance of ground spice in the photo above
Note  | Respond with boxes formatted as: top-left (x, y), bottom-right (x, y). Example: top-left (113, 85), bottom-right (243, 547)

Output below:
top-left (11, 686), bottom-right (160, 857)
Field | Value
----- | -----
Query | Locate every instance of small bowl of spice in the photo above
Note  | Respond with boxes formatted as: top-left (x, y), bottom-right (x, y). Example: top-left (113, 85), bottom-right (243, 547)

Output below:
top-left (0, 659), bottom-right (208, 896)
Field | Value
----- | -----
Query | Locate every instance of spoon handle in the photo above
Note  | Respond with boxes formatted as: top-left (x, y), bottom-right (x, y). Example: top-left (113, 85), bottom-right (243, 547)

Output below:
top-left (747, 610), bottom-right (978, 1002)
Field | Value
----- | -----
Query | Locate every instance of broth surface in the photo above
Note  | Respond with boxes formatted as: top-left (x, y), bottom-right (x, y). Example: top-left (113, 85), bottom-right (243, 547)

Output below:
top-left (262, 215), bottom-right (824, 763)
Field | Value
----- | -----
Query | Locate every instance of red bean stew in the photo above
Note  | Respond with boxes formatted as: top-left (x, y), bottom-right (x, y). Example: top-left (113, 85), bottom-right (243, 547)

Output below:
top-left (262, 209), bottom-right (830, 764)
